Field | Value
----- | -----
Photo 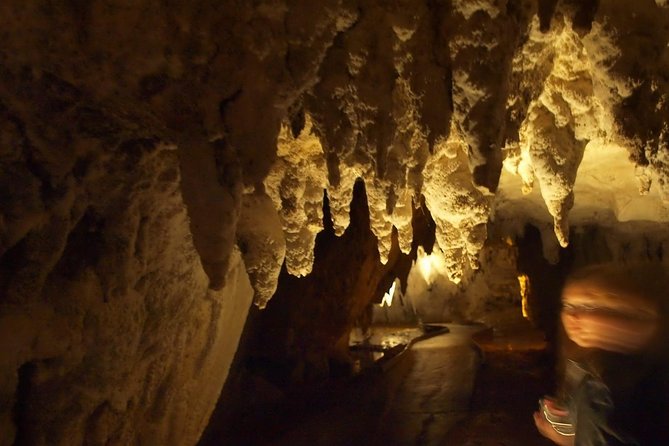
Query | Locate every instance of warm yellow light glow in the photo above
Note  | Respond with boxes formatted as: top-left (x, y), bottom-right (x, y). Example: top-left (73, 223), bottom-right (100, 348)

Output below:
top-left (380, 280), bottom-right (397, 307)
top-left (518, 274), bottom-right (530, 319)
top-left (418, 255), bottom-right (433, 281)
top-left (416, 246), bottom-right (447, 285)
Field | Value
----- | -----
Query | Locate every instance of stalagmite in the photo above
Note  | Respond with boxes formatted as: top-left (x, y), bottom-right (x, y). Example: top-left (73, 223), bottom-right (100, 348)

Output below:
top-left (3, 1), bottom-right (669, 444)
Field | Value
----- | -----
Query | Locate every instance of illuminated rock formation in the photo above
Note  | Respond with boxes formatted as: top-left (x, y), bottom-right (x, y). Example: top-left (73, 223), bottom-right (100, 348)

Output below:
top-left (265, 116), bottom-right (328, 277)
top-left (423, 130), bottom-right (491, 283)
top-left (2, 1), bottom-right (669, 445)
top-left (237, 190), bottom-right (286, 309)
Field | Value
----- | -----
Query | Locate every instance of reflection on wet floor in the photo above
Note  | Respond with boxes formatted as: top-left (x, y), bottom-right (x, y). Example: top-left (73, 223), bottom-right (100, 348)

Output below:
top-left (448, 311), bottom-right (557, 446)
top-left (349, 324), bottom-right (454, 372)
top-left (261, 324), bottom-right (484, 446)
top-left (373, 325), bottom-right (485, 446)
top-left (216, 311), bottom-right (556, 445)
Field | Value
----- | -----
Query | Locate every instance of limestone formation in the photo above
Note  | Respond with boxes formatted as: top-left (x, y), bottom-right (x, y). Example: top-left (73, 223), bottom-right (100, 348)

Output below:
top-left (0, 69), bottom-right (253, 445)
top-left (237, 189), bottom-right (286, 309)
top-left (2, 1), bottom-right (669, 444)
top-left (265, 115), bottom-right (328, 277)
top-left (423, 129), bottom-right (492, 283)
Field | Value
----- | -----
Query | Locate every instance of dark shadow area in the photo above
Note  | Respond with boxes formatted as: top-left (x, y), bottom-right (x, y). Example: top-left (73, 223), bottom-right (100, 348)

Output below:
top-left (516, 224), bottom-right (573, 348)
top-left (538, 0), bottom-right (559, 32)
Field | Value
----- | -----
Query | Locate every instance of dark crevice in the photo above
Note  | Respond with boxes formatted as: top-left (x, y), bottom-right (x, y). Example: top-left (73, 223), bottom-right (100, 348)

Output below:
top-left (75, 106), bottom-right (121, 139)
top-left (538, 0), bottom-right (558, 32)
top-left (325, 152), bottom-right (341, 188)
top-left (53, 207), bottom-right (104, 280)
top-left (571, 0), bottom-right (599, 34)
top-left (13, 361), bottom-right (37, 446)
top-left (413, 195), bottom-right (436, 256)
top-left (217, 88), bottom-right (242, 119)
top-left (516, 224), bottom-right (572, 344)
top-left (322, 189), bottom-right (334, 233)
top-left (0, 236), bottom-right (29, 303)
top-left (288, 101), bottom-right (306, 138)
top-left (138, 73), bottom-right (169, 100)
top-left (0, 109), bottom-right (52, 194)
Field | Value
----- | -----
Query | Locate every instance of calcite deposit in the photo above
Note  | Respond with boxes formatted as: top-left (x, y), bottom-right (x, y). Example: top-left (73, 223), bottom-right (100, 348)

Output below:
top-left (265, 116), bottom-right (327, 277)
top-left (0, 68), bottom-right (254, 445)
top-left (2, 0), bottom-right (669, 444)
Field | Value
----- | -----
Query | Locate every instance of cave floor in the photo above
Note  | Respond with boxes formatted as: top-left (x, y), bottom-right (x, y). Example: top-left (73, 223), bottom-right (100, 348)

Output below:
top-left (214, 313), bottom-right (557, 446)
top-left (445, 313), bottom-right (557, 446)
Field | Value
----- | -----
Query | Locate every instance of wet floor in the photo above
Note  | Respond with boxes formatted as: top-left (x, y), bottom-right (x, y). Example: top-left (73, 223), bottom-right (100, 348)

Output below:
top-left (373, 325), bottom-right (484, 445)
top-left (253, 324), bottom-right (483, 446)
top-left (447, 313), bottom-right (557, 446)
top-left (208, 313), bottom-right (557, 445)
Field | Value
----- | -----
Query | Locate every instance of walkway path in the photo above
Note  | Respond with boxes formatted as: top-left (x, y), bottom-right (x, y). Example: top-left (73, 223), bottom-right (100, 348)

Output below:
top-left (446, 313), bottom-right (557, 446)
top-left (207, 314), bottom-right (557, 445)
top-left (372, 324), bottom-right (484, 445)
top-left (260, 324), bottom-right (484, 445)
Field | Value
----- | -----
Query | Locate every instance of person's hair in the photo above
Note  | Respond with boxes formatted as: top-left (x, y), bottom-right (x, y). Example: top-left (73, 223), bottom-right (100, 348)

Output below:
top-left (563, 263), bottom-right (669, 326)
top-left (557, 262), bottom-right (669, 395)
top-left (556, 262), bottom-right (669, 443)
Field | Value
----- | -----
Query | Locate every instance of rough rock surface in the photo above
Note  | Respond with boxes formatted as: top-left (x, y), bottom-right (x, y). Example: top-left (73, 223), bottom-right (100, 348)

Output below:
top-left (265, 116), bottom-right (328, 278)
top-left (0, 69), bottom-right (254, 445)
top-left (243, 181), bottom-right (410, 385)
top-left (236, 190), bottom-right (286, 309)
top-left (3, 1), bottom-right (669, 444)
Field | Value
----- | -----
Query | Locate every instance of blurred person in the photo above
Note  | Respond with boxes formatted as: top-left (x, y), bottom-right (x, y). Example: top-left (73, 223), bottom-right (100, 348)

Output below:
top-left (534, 263), bottom-right (669, 446)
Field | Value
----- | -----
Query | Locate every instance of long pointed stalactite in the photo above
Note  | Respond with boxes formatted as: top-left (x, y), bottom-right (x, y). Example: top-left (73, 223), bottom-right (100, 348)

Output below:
top-left (2, 1), bottom-right (669, 444)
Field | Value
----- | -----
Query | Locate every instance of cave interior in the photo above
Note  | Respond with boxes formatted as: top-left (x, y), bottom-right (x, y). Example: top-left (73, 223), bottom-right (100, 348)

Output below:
top-left (2, 0), bottom-right (669, 445)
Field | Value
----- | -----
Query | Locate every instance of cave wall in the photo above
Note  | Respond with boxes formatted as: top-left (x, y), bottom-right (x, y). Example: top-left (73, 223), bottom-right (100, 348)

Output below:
top-left (0, 71), bottom-right (253, 445)
top-left (3, 0), bottom-right (669, 444)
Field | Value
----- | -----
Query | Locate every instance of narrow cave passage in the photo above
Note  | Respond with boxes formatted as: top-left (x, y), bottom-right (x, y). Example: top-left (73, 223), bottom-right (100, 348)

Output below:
top-left (197, 187), bottom-right (580, 446)
top-left (200, 203), bottom-right (669, 445)
top-left (4, 2), bottom-right (669, 446)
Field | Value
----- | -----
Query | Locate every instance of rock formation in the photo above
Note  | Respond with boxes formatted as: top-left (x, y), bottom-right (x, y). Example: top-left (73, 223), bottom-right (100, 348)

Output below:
top-left (2, 1), bottom-right (669, 444)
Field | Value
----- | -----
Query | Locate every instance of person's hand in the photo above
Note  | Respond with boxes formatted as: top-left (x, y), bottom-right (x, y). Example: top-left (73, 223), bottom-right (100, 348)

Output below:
top-left (533, 411), bottom-right (575, 446)
top-left (542, 398), bottom-right (569, 418)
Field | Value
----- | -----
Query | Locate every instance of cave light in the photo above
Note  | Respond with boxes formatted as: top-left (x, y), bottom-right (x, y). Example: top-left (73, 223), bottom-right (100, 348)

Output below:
top-left (416, 246), bottom-right (446, 286)
top-left (518, 274), bottom-right (530, 319)
top-left (380, 280), bottom-right (397, 307)
top-left (418, 255), bottom-right (433, 282)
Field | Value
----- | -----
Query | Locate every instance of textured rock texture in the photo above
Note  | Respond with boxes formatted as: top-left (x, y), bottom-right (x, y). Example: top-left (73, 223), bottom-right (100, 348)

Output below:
top-left (3, 0), bottom-right (669, 444)
top-left (0, 68), bottom-right (254, 445)
top-left (242, 181), bottom-right (414, 385)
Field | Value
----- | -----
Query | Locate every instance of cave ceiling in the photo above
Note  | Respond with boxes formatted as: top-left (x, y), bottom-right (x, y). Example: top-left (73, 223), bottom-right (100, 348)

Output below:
top-left (2, 0), bottom-right (669, 309)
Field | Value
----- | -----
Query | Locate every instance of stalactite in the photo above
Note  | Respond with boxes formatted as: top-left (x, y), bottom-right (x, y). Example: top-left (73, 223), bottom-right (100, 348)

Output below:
top-left (265, 115), bottom-right (327, 277)
top-left (3, 1), bottom-right (669, 444)
top-left (236, 189), bottom-right (286, 308)
top-left (422, 131), bottom-right (491, 283)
